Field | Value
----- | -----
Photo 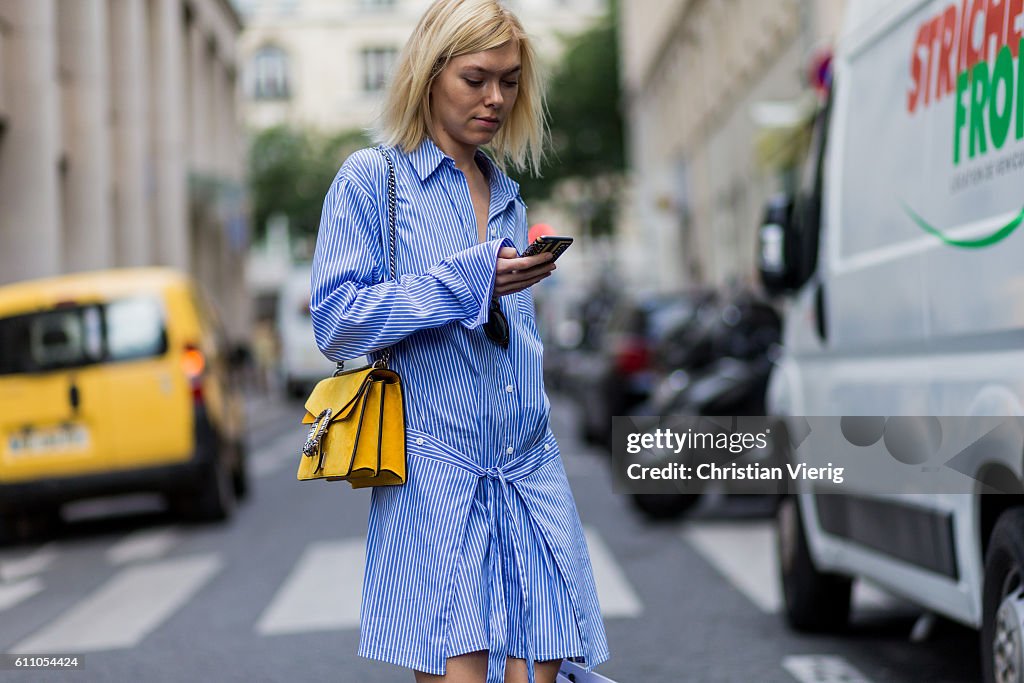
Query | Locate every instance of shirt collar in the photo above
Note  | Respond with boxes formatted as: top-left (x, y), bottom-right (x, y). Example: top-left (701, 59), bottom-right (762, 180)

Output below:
top-left (408, 137), bottom-right (522, 207)
top-left (408, 137), bottom-right (448, 182)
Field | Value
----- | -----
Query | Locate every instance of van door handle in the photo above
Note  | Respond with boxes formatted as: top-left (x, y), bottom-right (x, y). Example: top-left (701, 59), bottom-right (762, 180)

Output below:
top-left (69, 383), bottom-right (80, 413)
top-left (814, 283), bottom-right (828, 341)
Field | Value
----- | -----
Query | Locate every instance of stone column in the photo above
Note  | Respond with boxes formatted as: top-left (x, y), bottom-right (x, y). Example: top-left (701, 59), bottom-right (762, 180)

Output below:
top-left (0, 0), bottom-right (61, 284)
top-left (109, 0), bottom-right (151, 266)
top-left (207, 46), bottom-right (222, 176)
top-left (58, 0), bottom-right (114, 272)
top-left (150, 0), bottom-right (188, 269)
top-left (188, 19), bottom-right (208, 172)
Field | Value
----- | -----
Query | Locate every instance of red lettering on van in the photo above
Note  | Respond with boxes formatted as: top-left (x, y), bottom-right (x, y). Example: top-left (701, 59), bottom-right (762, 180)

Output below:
top-left (985, 0), bottom-right (1009, 62)
top-left (960, 0), bottom-right (973, 73)
top-left (1010, 0), bottom-right (1024, 56)
top-left (909, 21), bottom-right (932, 112)
top-left (965, 0), bottom-right (988, 70)
top-left (938, 5), bottom-right (961, 98)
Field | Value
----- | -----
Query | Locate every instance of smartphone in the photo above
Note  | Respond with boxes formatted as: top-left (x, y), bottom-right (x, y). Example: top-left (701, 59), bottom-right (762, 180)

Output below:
top-left (521, 235), bottom-right (574, 262)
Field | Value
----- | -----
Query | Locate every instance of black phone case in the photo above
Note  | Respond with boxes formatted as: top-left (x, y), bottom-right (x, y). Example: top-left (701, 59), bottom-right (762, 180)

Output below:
top-left (522, 237), bottom-right (573, 260)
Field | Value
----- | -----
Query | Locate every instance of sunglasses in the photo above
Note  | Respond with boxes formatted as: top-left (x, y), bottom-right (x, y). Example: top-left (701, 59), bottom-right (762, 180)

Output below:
top-left (483, 296), bottom-right (510, 348)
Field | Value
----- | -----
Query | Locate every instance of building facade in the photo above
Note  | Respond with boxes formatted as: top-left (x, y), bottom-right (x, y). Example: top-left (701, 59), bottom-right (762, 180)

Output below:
top-left (236, 0), bottom-right (607, 133)
top-left (0, 0), bottom-right (250, 339)
top-left (617, 0), bottom-right (845, 292)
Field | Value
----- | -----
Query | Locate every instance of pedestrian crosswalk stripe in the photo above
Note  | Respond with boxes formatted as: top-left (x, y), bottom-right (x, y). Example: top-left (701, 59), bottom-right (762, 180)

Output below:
top-left (682, 520), bottom-right (893, 614)
top-left (683, 520), bottom-right (782, 612)
top-left (0, 543), bottom-right (58, 583)
top-left (255, 529), bottom-right (639, 637)
top-left (106, 526), bottom-right (180, 566)
top-left (0, 577), bottom-right (44, 613)
top-left (255, 539), bottom-right (365, 635)
top-left (583, 527), bottom-right (643, 618)
top-left (11, 554), bottom-right (221, 653)
top-left (783, 655), bottom-right (876, 683)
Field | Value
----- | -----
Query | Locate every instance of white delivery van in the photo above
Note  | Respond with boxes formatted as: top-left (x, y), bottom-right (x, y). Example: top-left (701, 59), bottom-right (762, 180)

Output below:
top-left (759, 1), bottom-right (1024, 680)
top-left (277, 266), bottom-right (338, 398)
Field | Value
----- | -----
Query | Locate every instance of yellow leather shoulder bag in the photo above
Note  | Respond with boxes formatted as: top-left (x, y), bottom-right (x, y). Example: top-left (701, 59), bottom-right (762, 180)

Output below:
top-left (297, 146), bottom-right (406, 488)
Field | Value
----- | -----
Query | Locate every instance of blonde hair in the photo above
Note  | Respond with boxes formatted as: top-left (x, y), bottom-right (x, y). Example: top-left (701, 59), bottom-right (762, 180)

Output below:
top-left (374, 0), bottom-right (548, 176)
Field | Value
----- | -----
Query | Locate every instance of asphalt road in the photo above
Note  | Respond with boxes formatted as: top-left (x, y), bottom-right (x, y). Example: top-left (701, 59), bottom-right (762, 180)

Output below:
top-left (0, 392), bottom-right (982, 683)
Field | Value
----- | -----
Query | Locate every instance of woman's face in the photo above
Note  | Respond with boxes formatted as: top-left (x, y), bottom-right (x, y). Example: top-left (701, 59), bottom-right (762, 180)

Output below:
top-left (429, 40), bottom-right (521, 159)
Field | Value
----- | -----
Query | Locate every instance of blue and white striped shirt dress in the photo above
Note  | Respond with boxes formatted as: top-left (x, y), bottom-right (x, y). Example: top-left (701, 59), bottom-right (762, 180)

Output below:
top-left (310, 138), bottom-right (611, 683)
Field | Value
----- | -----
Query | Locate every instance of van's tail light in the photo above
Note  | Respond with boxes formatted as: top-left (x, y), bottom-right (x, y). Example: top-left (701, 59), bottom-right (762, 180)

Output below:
top-left (182, 345), bottom-right (206, 403)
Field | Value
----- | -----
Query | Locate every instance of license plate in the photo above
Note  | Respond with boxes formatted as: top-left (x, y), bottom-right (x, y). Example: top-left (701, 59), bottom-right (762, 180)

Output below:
top-left (7, 424), bottom-right (91, 457)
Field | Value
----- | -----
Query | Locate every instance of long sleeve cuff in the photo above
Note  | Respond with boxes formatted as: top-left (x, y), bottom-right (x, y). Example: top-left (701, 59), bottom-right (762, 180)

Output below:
top-left (428, 237), bottom-right (514, 330)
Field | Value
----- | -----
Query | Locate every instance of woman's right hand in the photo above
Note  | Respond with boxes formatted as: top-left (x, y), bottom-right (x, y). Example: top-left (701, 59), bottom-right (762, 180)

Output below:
top-left (494, 247), bottom-right (556, 296)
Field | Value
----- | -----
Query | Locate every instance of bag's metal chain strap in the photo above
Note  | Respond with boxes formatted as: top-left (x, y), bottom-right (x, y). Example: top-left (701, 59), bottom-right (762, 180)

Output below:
top-left (335, 146), bottom-right (397, 376)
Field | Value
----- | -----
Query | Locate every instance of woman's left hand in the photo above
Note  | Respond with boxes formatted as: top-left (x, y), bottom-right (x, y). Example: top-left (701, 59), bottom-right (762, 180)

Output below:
top-left (493, 247), bottom-right (556, 296)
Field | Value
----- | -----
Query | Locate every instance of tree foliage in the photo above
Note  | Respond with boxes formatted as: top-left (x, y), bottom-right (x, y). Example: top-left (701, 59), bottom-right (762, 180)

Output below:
top-left (518, 3), bottom-right (625, 236)
top-left (248, 126), bottom-right (369, 240)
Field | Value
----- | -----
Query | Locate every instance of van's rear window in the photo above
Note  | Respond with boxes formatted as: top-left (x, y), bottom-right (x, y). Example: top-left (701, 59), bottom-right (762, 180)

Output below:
top-left (0, 297), bottom-right (168, 375)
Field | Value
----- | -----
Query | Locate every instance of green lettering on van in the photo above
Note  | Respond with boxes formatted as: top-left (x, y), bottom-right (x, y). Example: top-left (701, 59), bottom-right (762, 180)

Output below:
top-left (1018, 38), bottom-right (1024, 141)
top-left (970, 60), bottom-right (990, 159)
top-left (902, 202), bottom-right (1024, 248)
top-left (990, 45), bottom-right (1014, 149)
top-left (955, 70), bottom-right (970, 165)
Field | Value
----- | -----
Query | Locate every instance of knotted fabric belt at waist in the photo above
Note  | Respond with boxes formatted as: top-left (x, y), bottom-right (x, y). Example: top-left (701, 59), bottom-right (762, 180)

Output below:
top-left (407, 429), bottom-right (564, 683)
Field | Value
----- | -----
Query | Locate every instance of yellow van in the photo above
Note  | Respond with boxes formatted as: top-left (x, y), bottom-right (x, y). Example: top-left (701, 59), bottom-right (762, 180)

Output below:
top-left (0, 268), bottom-right (247, 540)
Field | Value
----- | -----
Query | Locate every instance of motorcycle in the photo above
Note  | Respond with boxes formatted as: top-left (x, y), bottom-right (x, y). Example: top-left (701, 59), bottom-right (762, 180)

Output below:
top-left (628, 295), bottom-right (783, 520)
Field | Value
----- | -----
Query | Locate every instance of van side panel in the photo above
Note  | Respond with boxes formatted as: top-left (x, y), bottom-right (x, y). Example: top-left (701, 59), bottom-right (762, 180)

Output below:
top-left (781, 0), bottom-right (1024, 630)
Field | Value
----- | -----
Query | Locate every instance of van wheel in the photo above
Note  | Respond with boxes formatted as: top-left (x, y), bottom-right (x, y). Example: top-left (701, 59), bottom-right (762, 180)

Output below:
top-left (982, 508), bottom-right (1024, 683)
top-left (631, 493), bottom-right (700, 520)
top-left (172, 455), bottom-right (236, 523)
top-left (777, 496), bottom-right (851, 632)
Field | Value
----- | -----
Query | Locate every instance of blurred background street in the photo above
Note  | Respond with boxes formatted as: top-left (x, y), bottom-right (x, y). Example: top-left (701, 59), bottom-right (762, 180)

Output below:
top-left (4, 0), bottom-right (1023, 680)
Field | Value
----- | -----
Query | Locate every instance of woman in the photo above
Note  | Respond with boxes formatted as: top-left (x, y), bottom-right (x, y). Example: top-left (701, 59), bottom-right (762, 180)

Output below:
top-left (310, 1), bottom-right (611, 682)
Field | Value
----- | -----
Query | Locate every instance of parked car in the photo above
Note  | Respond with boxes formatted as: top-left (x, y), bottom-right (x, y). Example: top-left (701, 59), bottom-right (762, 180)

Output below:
top-left (0, 268), bottom-right (248, 542)
top-left (563, 290), bottom-right (714, 448)
top-left (761, 1), bottom-right (1024, 680)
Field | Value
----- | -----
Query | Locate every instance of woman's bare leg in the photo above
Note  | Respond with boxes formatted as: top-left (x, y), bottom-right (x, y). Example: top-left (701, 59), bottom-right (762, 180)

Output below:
top-left (503, 656), bottom-right (562, 683)
top-left (413, 653), bottom-right (562, 683)
top-left (414, 650), bottom-right (488, 683)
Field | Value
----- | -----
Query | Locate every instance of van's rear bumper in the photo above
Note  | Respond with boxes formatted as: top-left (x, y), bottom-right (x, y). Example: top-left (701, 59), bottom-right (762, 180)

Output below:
top-left (0, 407), bottom-right (220, 513)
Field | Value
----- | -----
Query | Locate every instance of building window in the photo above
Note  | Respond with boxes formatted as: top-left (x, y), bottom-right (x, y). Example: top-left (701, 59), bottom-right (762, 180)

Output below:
top-left (361, 47), bottom-right (397, 92)
top-left (249, 45), bottom-right (291, 100)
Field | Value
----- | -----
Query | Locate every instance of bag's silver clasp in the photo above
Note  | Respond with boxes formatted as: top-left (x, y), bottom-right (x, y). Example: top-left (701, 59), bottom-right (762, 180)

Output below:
top-left (302, 408), bottom-right (333, 462)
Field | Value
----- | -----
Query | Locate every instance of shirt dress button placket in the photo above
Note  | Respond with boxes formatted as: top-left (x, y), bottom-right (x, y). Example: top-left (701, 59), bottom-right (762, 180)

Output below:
top-left (501, 371), bottom-right (519, 465)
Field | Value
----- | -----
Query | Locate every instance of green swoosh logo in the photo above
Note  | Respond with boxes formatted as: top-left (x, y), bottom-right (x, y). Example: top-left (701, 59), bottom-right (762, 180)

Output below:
top-left (902, 201), bottom-right (1024, 248)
